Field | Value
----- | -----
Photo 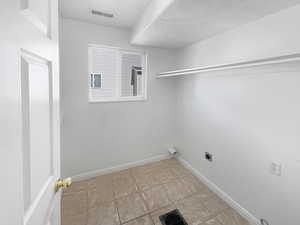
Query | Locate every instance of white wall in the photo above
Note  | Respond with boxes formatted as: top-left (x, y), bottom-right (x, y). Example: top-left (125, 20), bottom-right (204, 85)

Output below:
top-left (61, 18), bottom-right (177, 178)
top-left (174, 5), bottom-right (300, 225)
top-left (61, 5), bottom-right (300, 224)
top-left (176, 5), bottom-right (300, 70)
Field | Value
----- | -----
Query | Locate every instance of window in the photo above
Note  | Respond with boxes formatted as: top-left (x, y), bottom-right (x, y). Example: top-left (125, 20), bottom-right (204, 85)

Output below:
top-left (88, 45), bottom-right (147, 102)
top-left (90, 74), bottom-right (102, 88)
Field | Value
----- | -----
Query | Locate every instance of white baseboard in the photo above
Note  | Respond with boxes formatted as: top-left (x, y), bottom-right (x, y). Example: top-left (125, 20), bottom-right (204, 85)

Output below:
top-left (71, 154), bottom-right (171, 182)
top-left (177, 156), bottom-right (260, 225)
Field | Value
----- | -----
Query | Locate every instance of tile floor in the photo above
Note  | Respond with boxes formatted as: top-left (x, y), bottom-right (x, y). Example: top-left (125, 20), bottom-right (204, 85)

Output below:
top-left (62, 158), bottom-right (250, 225)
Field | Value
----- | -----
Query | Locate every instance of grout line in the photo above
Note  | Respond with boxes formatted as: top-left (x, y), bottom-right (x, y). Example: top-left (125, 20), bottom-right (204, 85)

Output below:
top-left (177, 156), bottom-right (257, 225)
top-left (85, 191), bottom-right (88, 224)
top-left (115, 199), bottom-right (121, 225)
top-left (149, 214), bottom-right (156, 225)
top-left (120, 213), bottom-right (150, 225)
top-left (66, 158), bottom-right (238, 225)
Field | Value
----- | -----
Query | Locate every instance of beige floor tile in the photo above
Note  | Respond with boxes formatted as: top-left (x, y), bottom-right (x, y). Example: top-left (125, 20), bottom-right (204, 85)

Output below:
top-left (147, 161), bottom-right (168, 169)
top-left (87, 178), bottom-right (97, 188)
top-left (203, 218), bottom-right (223, 225)
top-left (112, 169), bottom-right (133, 181)
top-left (88, 175), bottom-right (114, 208)
top-left (163, 180), bottom-right (192, 202)
top-left (161, 158), bottom-right (182, 168)
top-left (141, 185), bottom-right (171, 212)
top-left (87, 201), bottom-right (120, 225)
top-left (116, 193), bottom-right (148, 223)
top-left (181, 175), bottom-right (206, 194)
top-left (171, 166), bottom-right (193, 178)
top-left (114, 180), bottom-right (138, 199)
top-left (86, 179), bottom-right (98, 208)
top-left (132, 164), bottom-right (158, 175)
top-left (113, 170), bottom-right (138, 199)
top-left (196, 187), bottom-right (215, 200)
top-left (62, 160), bottom-right (243, 225)
top-left (153, 168), bottom-right (177, 184)
top-left (62, 213), bottom-right (87, 225)
top-left (95, 173), bottom-right (114, 187)
top-left (132, 162), bottom-right (176, 190)
top-left (202, 196), bottom-right (229, 215)
top-left (62, 191), bottom-right (87, 216)
top-left (150, 205), bottom-right (177, 225)
top-left (131, 168), bottom-right (145, 181)
top-left (134, 172), bottom-right (160, 191)
top-left (133, 161), bottom-right (167, 177)
top-left (88, 187), bottom-right (114, 208)
top-left (215, 208), bottom-right (249, 225)
top-left (87, 188), bottom-right (99, 209)
top-left (123, 215), bottom-right (154, 225)
top-left (176, 194), bottom-right (213, 225)
top-left (87, 208), bottom-right (97, 225)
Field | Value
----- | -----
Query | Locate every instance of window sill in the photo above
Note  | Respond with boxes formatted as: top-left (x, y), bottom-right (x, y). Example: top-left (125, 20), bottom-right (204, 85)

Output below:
top-left (89, 96), bottom-right (147, 103)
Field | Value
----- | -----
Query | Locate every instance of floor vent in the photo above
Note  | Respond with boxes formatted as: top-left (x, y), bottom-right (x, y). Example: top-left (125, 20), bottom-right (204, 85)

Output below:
top-left (159, 209), bottom-right (188, 225)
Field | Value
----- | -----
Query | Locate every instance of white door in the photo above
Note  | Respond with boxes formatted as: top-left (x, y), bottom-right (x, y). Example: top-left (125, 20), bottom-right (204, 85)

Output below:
top-left (0, 1), bottom-right (63, 225)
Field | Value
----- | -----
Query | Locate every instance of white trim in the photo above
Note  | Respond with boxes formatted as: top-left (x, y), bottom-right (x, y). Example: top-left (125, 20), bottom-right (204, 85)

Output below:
top-left (176, 156), bottom-right (261, 225)
top-left (71, 154), bottom-right (171, 182)
top-left (20, 0), bottom-right (50, 36)
top-left (21, 49), bottom-right (50, 66)
top-left (142, 52), bottom-right (148, 101)
top-left (89, 97), bottom-right (147, 103)
top-left (24, 176), bottom-right (54, 225)
top-left (88, 44), bottom-right (147, 55)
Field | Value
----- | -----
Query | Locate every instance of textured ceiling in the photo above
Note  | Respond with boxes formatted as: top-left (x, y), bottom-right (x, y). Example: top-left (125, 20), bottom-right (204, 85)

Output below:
top-left (61, 0), bottom-right (300, 48)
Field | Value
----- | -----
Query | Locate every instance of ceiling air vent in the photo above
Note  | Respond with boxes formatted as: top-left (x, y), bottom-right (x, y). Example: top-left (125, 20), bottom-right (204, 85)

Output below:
top-left (91, 9), bottom-right (114, 18)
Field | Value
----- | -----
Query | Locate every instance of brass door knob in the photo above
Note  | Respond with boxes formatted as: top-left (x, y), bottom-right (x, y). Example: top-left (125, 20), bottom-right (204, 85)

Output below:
top-left (54, 178), bottom-right (72, 192)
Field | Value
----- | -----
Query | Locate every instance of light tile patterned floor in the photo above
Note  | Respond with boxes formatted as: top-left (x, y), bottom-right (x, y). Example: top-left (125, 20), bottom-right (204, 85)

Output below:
top-left (62, 158), bottom-right (250, 225)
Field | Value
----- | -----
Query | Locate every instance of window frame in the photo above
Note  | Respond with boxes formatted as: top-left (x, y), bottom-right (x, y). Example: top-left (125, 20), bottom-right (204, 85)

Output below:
top-left (88, 44), bottom-right (148, 103)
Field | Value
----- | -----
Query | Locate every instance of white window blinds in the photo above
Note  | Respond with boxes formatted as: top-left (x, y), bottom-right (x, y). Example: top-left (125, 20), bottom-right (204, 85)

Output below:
top-left (89, 46), bottom-right (118, 100)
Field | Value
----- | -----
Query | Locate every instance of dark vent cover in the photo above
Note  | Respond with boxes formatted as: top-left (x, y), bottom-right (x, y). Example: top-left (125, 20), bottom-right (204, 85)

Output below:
top-left (91, 10), bottom-right (114, 18)
top-left (159, 209), bottom-right (188, 225)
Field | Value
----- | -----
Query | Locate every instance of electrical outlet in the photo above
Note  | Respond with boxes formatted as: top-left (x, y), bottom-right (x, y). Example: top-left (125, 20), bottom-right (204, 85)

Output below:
top-left (270, 162), bottom-right (281, 176)
top-left (205, 152), bottom-right (213, 162)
